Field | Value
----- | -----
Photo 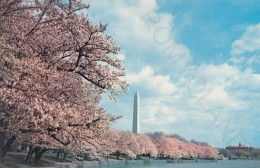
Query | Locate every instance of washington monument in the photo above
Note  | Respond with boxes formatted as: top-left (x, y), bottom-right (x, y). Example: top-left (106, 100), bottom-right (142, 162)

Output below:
top-left (132, 91), bottom-right (140, 133)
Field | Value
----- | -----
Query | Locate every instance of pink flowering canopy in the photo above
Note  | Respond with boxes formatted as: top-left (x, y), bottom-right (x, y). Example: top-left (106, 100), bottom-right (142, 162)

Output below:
top-left (0, 0), bottom-right (128, 152)
top-left (154, 136), bottom-right (219, 159)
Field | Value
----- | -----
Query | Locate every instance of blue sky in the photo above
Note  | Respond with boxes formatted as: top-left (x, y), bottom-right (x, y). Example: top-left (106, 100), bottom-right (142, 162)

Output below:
top-left (83, 0), bottom-right (260, 148)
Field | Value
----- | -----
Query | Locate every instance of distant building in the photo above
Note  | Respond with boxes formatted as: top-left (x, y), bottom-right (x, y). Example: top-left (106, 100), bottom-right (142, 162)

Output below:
top-left (226, 143), bottom-right (253, 151)
top-left (132, 91), bottom-right (140, 133)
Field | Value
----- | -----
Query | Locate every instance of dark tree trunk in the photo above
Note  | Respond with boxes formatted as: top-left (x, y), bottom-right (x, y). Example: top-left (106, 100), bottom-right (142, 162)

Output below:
top-left (34, 147), bottom-right (47, 163)
top-left (25, 146), bottom-right (36, 164)
top-left (83, 153), bottom-right (88, 160)
top-left (34, 147), bottom-right (41, 163)
top-left (56, 152), bottom-right (60, 158)
top-left (0, 132), bottom-right (16, 163)
top-left (0, 132), bottom-right (5, 163)
top-left (63, 153), bottom-right (67, 160)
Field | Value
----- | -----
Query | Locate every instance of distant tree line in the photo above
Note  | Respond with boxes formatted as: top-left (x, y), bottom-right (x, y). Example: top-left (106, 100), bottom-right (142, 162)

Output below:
top-left (218, 148), bottom-right (260, 159)
top-left (145, 131), bottom-right (209, 146)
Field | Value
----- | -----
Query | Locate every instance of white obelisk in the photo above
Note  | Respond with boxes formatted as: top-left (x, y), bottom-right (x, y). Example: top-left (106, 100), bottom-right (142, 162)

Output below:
top-left (132, 91), bottom-right (140, 133)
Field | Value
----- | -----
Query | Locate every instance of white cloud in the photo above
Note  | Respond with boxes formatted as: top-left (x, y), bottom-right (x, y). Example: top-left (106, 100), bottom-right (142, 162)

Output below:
top-left (126, 66), bottom-right (176, 95)
top-left (141, 99), bottom-right (176, 125)
top-left (84, 0), bottom-right (159, 44)
top-left (84, 0), bottom-right (191, 71)
top-left (196, 63), bottom-right (239, 87)
top-left (231, 23), bottom-right (260, 56)
top-left (229, 68), bottom-right (260, 91)
top-left (247, 55), bottom-right (260, 65)
top-left (191, 63), bottom-right (260, 110)
top-left (229, 56), bottom-right (245, 64)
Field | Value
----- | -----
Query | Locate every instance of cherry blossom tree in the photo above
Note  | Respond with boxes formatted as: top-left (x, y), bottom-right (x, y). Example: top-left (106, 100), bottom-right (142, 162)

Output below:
top-left (0, 55), bottom-right (114, 162)
top-left (0, 0), bottom-right (128, 163)
top-left (97, 130), bottom-right (158, 160)
top-left (134, 133), bottom-right (158, 158)
top-left (0, 0), bottom-right (128, 99)
top-left (116, 131), bottom-right (138, 159)
top-left (198, 145), bottom-right (219, 159)
top-left (186, 143), bottom-right (198, 158)
top-left (154, 136), bottom-right (218, 159)
top-left (154, 136), bottom-right (176, 158)
top-left (97, 129), bottom-right (121, 158)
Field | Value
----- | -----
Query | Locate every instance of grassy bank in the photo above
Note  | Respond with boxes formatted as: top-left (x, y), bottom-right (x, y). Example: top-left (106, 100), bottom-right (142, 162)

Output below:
top-left (1, 152), bottom-right (73, 168)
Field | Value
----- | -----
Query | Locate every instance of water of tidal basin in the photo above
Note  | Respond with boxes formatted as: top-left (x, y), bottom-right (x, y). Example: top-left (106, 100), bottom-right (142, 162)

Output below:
top-left (104, 160), bottom-right (260, 168)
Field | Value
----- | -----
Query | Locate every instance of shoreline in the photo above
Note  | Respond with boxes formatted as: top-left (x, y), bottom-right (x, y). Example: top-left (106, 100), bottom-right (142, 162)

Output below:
top-left (52, 159), bottom-right (218, 168)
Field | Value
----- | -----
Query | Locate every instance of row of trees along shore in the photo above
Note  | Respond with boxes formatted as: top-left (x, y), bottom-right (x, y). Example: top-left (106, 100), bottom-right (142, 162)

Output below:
top-left (219, 148), bottom-right (260, 159)
top-left (98, 130), bottom-right (218, 160)
top-left (0, 0), bottom-right (218, 165)
top-left (7, 129), bottom-right (219, 163)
